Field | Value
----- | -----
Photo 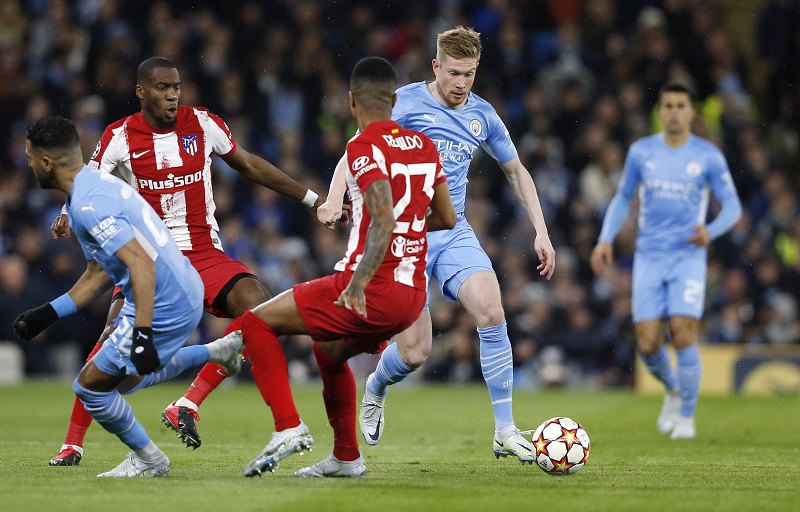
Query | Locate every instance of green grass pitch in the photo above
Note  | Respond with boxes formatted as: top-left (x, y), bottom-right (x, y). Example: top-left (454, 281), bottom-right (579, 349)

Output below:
top-left (0, 380), bottom-right (797, 512)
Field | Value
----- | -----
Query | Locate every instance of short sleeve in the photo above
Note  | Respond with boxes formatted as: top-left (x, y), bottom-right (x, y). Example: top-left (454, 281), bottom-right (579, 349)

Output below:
top-left (72, 195), bottom-right (135, 257)
top-left (346, 139), bottom-right (390, 193)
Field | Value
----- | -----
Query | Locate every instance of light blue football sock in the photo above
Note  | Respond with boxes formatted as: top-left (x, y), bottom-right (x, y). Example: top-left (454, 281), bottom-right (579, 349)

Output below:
top-left (641, 346), bottom-right (677, 392)
top-left (676, 344), bottom-right (702, 418)
top-left (124, 345), bottom-right (210, 394)
top-left (478, 322), bottom-right (515, 432)
top-left (73, 380), bottom-right (150, 451)
top-left (367, 342), bottom-right (413, 398)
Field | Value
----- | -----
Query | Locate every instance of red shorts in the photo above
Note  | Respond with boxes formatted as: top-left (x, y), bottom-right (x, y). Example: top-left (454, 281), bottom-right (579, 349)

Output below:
top-left (293, 272), bottom-right (426, 354)
top-left (185, 248), bottom-right (258, 318)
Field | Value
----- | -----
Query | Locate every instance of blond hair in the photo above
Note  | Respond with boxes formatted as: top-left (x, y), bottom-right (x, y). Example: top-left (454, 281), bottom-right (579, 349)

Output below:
top-left (436, 26), bottom-right (482, 62)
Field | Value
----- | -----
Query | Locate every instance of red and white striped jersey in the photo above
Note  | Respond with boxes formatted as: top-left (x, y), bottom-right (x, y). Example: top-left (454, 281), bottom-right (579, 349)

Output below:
top-left (335, 120), bottom-right (446, 291)
top-left (88, 105), bottom-right (236, 252)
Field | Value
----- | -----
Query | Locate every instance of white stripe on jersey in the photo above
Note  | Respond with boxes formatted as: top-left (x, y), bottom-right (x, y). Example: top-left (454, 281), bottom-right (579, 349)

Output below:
top-left (393, 257), bottom-right (415, 287)
top-left (195, 108), bottom-right (224, 241)
top-left (336, 147), bottom-right (363, 272)
top-left (154, 132), bottom-right (184, 170)
top-left (108, 123), bottom-right (134, 185)
top-left (697, 185), bottom-right (710, 226)
top-left (160, 190), bottom-right (192, 247)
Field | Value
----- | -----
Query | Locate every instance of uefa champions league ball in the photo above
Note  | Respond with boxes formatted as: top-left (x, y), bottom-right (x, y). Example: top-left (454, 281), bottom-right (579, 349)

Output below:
top-left (531, 416), bottom-right (590, 475)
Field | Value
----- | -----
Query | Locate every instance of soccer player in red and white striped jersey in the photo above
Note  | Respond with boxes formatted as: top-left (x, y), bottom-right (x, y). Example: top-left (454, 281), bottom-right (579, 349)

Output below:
top-left (242, 56), bottom-right (455, 477)
top-left (48, 56), bottom-right (341, 466)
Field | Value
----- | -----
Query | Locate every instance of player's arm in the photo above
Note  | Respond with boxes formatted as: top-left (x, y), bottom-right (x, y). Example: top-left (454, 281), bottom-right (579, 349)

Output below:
top-left (427, 181), bottom-right (456, 231)
top-left (66, 260), bottom-right (114, 306)
top-left (51, 204), bottom-right (71, 239)
top-left (114, 239), bottom-right (155, 328)
top-left (590, 146), bottom-right (641, 275)
top-left (114, 237), bottom-right (160, 374)
top-left (334, 179), bottom-right (395, 318)
top-left (590, 191), bottom-right (636, 275)
top-left (222, 146), bottom-right (324, 210)
top-left (687, 155), bottom-right (743, 247)
top-left (497, 156), bottom-right (555, 280)
top-left (317, 153), bottom-right (349, 228)
top-left (12, 260), bottom-right (111, 342)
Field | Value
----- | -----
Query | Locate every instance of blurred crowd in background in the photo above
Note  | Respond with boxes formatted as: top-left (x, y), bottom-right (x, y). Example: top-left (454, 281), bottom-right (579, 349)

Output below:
top-left (1, 0), bottom-right (799, 388)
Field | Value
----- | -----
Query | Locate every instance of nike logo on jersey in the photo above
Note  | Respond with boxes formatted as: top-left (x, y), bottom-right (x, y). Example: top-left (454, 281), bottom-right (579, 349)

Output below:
top-left (132, 150), bottom-right (151, 159)
top-left (368, 416), bottom-right (382, 441)
top-left (423, 114), bottom-right (437, 124)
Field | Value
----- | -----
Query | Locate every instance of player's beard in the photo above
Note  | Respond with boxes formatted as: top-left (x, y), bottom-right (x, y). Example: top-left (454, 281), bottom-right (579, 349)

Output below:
top-left (435, 81), bottom-right (466, 109)
top-left (34, 167), bottom-right (58, 190)
top-left (156, 112), bottom-right (178, 129)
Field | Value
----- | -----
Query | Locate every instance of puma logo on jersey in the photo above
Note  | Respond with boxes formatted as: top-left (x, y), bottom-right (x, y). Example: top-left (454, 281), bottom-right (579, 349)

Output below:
top-left (132, 150), bottom-right (151, 159)
top-left (423, 114), bottom-right (437, 124)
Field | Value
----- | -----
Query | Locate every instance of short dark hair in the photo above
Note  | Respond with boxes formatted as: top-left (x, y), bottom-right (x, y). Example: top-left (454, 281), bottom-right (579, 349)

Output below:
top-left (26, 116), bottom-right (80, 152)
top-left (137, 56), bottom-right (177, 84)
top-left (350, 57), bottom-right (396, 112)
top-left (659, 83), bottom-right (695, 103)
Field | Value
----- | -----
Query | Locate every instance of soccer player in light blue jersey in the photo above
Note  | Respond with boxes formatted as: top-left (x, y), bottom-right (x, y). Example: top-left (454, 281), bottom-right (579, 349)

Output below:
top-left (590, 84), bottom-right (742, 440)
top-left (319, 27), bottom-right (556, 463)
top-left (15, 116), bottom-right (243, 476)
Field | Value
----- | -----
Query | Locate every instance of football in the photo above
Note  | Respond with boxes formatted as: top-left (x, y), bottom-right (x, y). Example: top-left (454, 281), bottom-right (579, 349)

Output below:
top-left (531, 416), bottom-right (590, 475)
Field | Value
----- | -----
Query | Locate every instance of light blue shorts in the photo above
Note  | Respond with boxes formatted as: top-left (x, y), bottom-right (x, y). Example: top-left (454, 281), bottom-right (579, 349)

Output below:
top-left (92, 302), bottom-right (203, 376)
top-left (425, 216), bottom-right (495, 309)
top-left (631, 249), bottom-right (707, 323)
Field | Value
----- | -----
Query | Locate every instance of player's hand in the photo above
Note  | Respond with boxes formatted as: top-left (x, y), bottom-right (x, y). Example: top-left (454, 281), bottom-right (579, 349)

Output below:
top-left (590, 242), bottom-right (613, 275)
top-left (686, 225), bottom-right (711, 247)
top-left (130, 326), bottom-right (160, 375)
top-left (534, 232), bottom-right (556, 280)
top-left (51, 213), bottom-right (71, 239)
top-left (317, 200), bottom-right (350, 230)
top-left (334, 283), bottom-right (367, 318)
top-left (13, 303), bottom-right (58, 342)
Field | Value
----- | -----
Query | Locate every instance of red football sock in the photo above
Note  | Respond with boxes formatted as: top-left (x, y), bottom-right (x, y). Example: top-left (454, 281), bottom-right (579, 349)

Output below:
top-left (63, 339), bottom-right (104, 447)
top-left (313, 343), bottom-right (360, 462)
top-left (183, 317), bottom-right (242, 407)
top-left (240, 311), bottom-right (300, 431)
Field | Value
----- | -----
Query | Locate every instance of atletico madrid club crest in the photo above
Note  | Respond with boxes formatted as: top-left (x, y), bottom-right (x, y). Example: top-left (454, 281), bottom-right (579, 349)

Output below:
top-left (182, 134), bottom-right (198, 156)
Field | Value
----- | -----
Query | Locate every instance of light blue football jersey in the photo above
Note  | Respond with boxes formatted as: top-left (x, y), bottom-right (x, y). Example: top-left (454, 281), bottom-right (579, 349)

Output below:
top-left (599, 133), bottom-right (742, 253)
top-left (392, 82), bottom-right (518, 216)
top-left (66, 166), bottom-right (203, 323)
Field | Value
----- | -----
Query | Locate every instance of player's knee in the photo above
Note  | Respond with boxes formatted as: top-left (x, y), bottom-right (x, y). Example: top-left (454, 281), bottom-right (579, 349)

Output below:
top-left (637, 339), bottom-right (661, 356)
top-left (671, 334), bottom-right (696, 350)
top-left (669, 318), bottom-right (699, 349)
top-left (405, 352), bottom-right (427, 369)
top-left (398, 341), bottom-right (430, 369)
top-left (473, 301), bottom-right (505, 328)
top-left (226, 278), bottom-right (271, 316)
